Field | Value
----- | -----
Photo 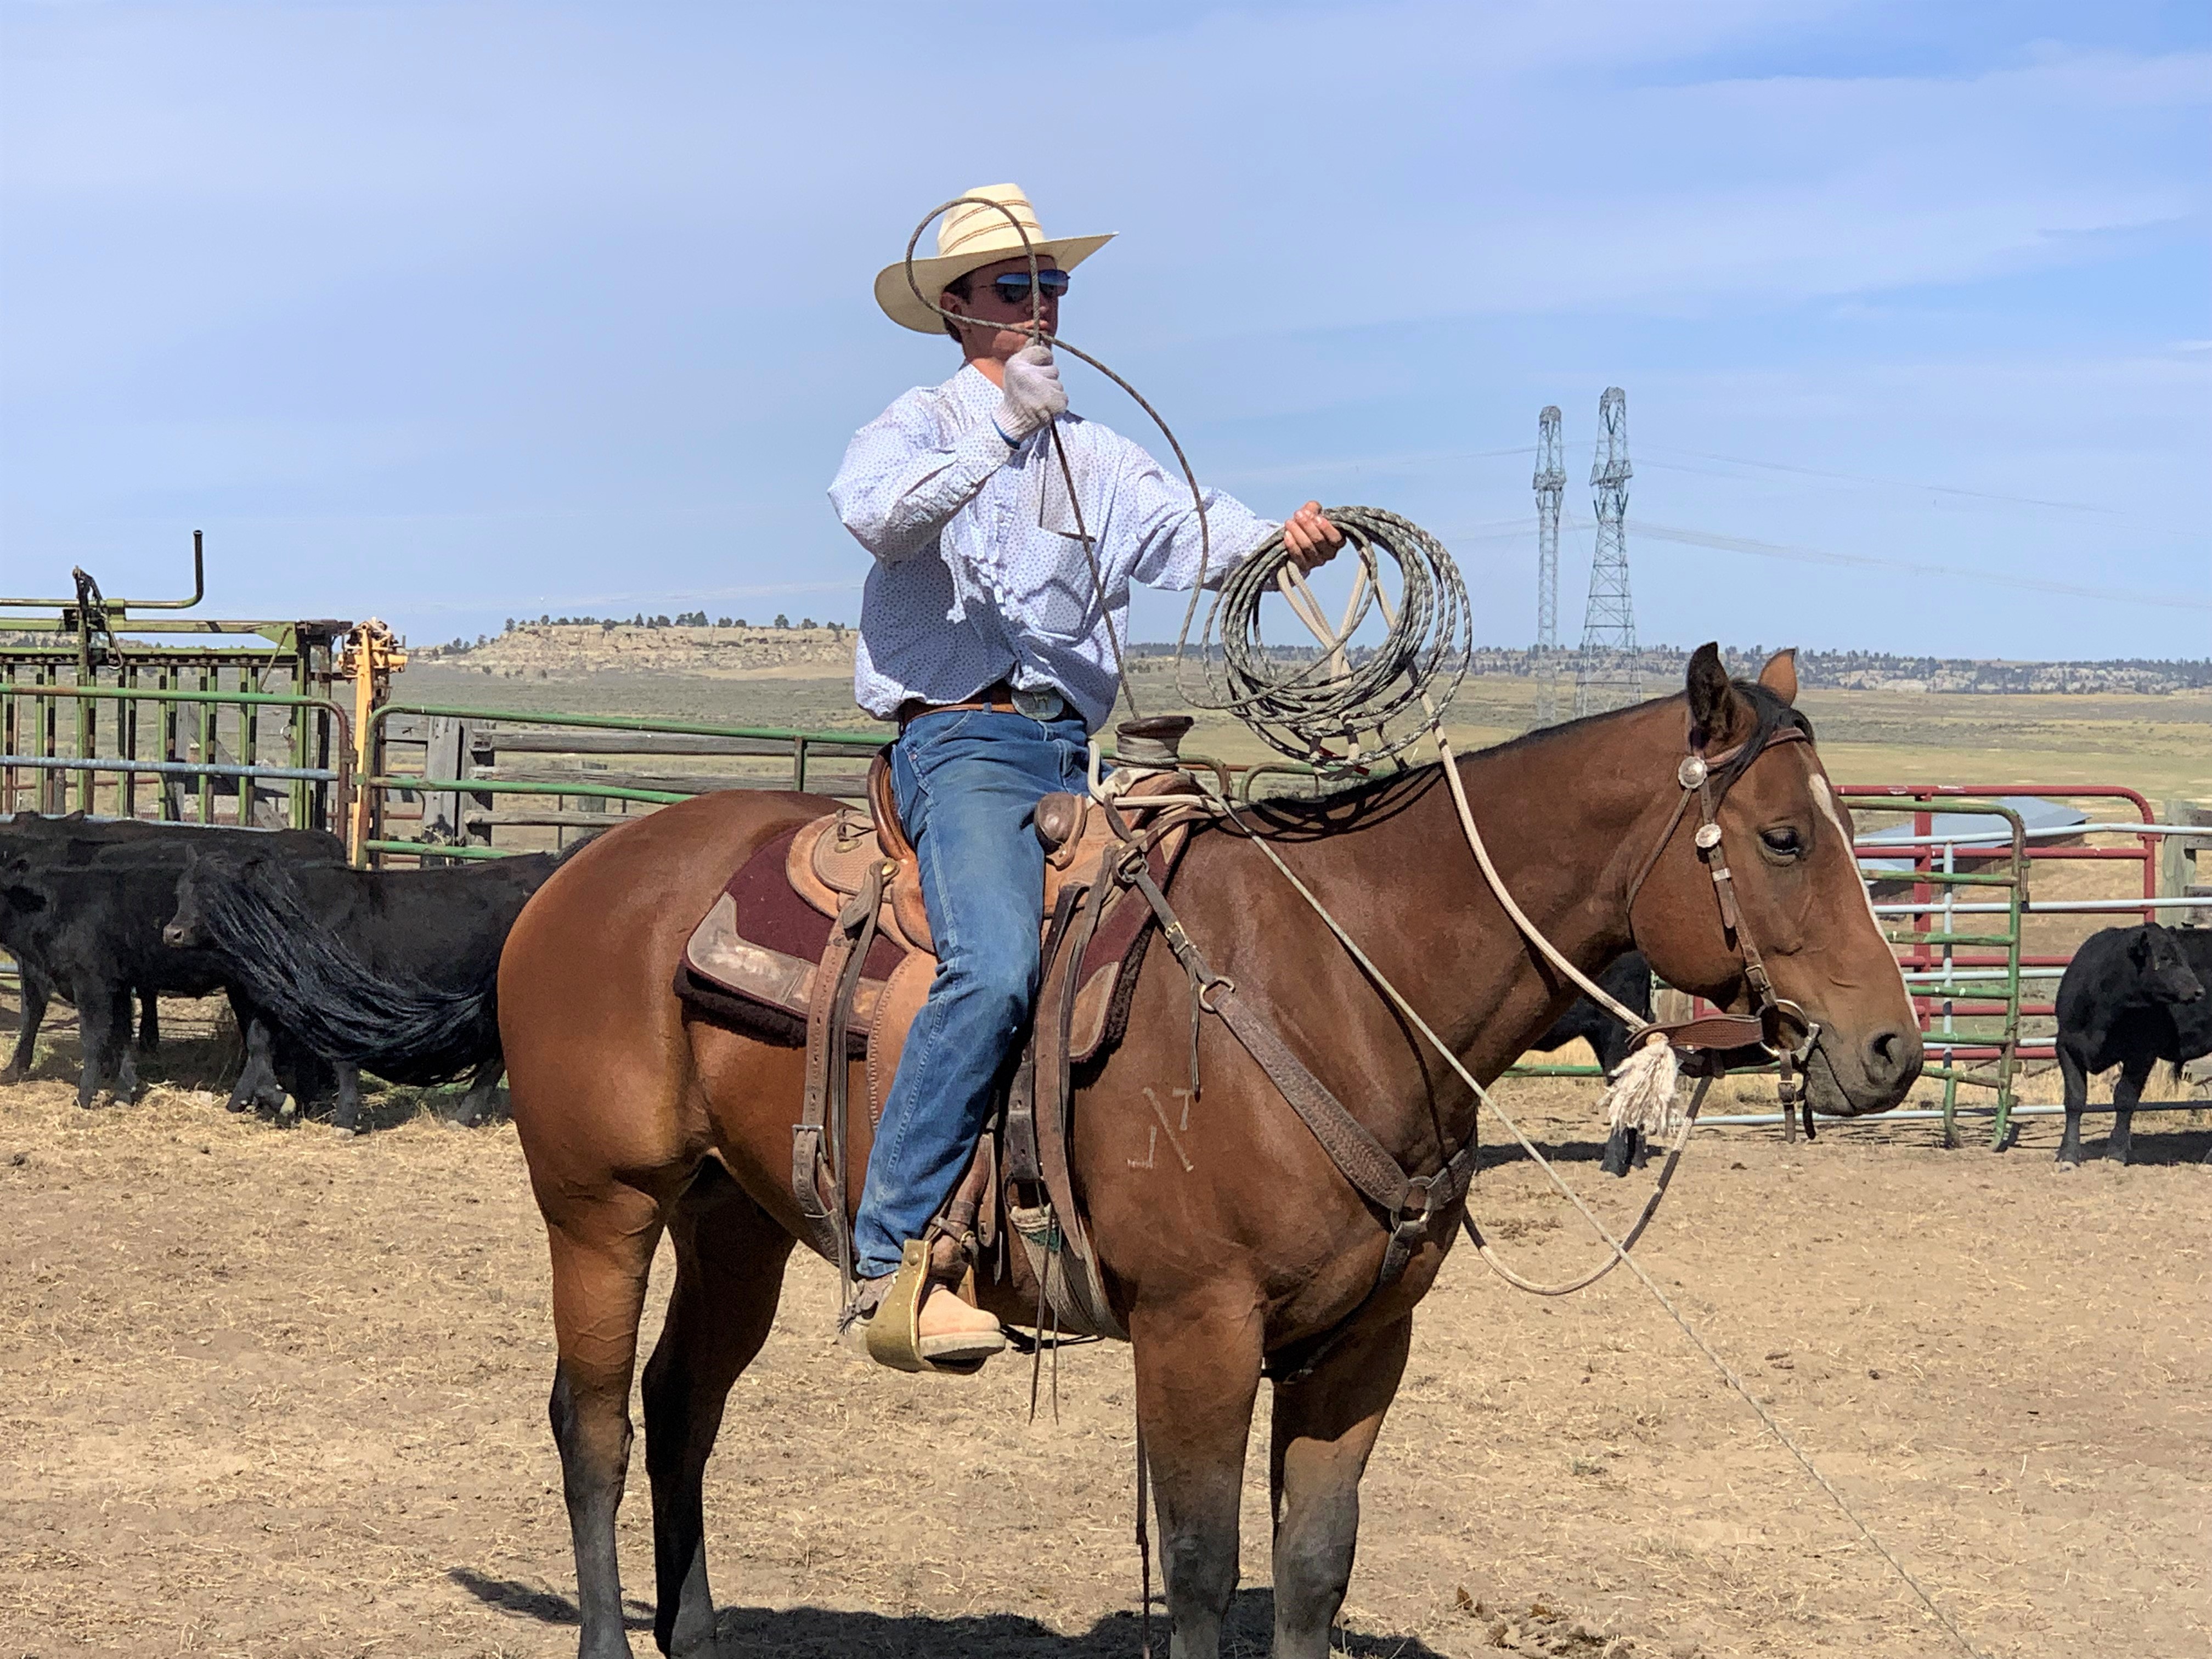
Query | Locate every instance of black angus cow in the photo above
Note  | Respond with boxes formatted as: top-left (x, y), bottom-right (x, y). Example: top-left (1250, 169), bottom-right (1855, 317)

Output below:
top-left (0, 815), bottom-right (343, 1105)
top-left (1, 848), bottom-right (317, 1108)
top-left (2055, 922), bottom-right (2211, 1166)
top-left (164, 847), bottom-right (563, 1131)
top-left (1531, 951), bottom-right (1655, 1075)
top-left (1526, 950), bottom-right (1770, 1176)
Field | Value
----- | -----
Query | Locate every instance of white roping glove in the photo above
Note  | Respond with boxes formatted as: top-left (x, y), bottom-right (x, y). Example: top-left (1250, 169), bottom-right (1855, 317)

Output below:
top-left (996, 343), bottom-right (1067, 444)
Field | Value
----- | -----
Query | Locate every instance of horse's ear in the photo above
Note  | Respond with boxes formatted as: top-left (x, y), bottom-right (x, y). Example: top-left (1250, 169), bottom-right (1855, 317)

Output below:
top-left (1757, 648), bottom-right (1799, 706)
top-left (1685, 643), bottom-right (1743, 747)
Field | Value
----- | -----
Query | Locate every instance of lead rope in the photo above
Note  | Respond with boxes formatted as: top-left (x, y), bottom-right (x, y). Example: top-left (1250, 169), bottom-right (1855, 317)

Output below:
top-left (901, 198), bottom-right (1981, 1659)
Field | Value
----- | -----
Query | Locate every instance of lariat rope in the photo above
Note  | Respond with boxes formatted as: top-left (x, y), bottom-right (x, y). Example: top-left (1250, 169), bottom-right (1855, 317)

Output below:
top-left (1192, 774), bottom-right (1985, 1657)
top-left (901, 196), bottom-right (1984, 1659)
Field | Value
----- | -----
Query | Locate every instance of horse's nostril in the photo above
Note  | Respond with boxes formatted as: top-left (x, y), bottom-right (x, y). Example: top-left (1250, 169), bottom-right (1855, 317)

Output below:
top-left (1867, 1027), bottom-right (1918, 1079)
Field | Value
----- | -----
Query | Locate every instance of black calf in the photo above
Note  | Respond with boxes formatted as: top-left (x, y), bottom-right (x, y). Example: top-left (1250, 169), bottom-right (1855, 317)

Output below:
top-left (0, 851), bottom-right (270, 1107)
top-left (0, 815), bottom-right (341, 1100)
top-left (2055, 923), bottom-right (2211, 1166)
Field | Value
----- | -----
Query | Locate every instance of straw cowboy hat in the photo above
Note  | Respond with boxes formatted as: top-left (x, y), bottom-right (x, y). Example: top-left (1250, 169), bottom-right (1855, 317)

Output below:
top-left (873, 183), bottom-right (1114, 335)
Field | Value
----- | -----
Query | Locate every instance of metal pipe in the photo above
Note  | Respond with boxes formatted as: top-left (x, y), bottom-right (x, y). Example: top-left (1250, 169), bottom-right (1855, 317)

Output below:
top-left (1853, 822), bottom-right (2208, 849)
top-left (0, 529), bottom-right (206, 610)
top-left (0, 754), bottom-right (340, 782)
top-left (366, 701), bottom-right (891, 748)
top-left (1873, 896), bottom-right (2208, 915)
top-left (1698, 1102), bottom-right (2208, 1128)
top-left (361, 839), bottom-right (514, 861)
top-left (367, 775), bottom-right (692, 804)
top-left (0, 680), bottom-right (353, 737)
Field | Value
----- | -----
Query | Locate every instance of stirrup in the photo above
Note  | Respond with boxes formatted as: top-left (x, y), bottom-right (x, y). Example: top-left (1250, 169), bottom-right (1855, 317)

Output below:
top-left (862, 1238), bottom-right (1005, 1375)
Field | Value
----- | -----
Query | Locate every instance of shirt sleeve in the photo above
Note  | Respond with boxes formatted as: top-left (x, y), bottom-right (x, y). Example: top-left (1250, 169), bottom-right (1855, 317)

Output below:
top-left (828, 393), bottom-right (1014, 563)
top-left (1116, 437), bottom-right (1280, 592)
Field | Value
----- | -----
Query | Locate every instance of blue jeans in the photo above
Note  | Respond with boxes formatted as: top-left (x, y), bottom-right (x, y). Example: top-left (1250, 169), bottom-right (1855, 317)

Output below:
top-left (853, 707), bottom-right (1090, 1279)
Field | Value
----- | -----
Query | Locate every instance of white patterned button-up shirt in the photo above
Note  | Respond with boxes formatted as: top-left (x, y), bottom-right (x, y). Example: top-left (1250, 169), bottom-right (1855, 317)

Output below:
top-left (830, 363), bottom-right (1277, 733)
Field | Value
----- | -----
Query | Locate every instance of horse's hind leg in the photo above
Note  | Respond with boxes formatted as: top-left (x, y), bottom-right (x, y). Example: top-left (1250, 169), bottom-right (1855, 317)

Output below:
top-left (546, 1186), bottom-right (667, 1659)
top-left (642, 1160), bottom-right (795, 1657)
top-left (1267, 1313), bottom-right (1410, 1659)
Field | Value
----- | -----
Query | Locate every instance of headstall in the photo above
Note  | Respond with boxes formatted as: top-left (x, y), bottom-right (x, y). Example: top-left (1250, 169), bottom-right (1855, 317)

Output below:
top-left (1623, 712), bottom-right (1825, 1137)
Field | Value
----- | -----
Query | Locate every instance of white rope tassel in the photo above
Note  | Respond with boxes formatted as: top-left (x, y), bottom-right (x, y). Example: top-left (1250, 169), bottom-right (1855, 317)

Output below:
top-left (1601, 1031), bottom-right (1684, 1139)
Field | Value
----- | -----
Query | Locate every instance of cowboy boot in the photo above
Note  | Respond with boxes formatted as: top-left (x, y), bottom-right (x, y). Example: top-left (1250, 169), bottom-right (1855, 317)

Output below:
top-left (845, 1237), bottom-right (1006, 1374)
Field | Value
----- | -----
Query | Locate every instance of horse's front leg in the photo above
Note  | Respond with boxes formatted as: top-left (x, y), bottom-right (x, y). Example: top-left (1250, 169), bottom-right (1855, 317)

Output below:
top-left (1132, 1294), bottom-right (1265, 1659)
top-left (1267, 1312), bottom-right (1410, 1658)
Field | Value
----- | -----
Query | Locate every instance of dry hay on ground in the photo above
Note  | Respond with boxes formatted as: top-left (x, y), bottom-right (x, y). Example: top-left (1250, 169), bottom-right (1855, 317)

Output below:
top-left (1, 1012), bottom-right (2208, 1658)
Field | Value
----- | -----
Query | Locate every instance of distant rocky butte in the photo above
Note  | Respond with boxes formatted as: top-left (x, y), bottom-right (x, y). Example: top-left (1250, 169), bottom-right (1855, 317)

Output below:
top-left (419, 623), bottom-right (854, 679)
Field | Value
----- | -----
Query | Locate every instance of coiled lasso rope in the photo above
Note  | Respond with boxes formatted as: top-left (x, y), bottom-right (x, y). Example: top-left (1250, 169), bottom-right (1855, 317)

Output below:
top-left (899, 196), bottom-right (1985, 1659)
top-left (1201, 505), bottom-right (1471, 769)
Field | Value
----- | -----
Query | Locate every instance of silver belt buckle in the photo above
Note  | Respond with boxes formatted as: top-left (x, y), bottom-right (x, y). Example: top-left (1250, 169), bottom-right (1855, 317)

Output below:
top-left (1012, 685), bottom-right (1065, 721)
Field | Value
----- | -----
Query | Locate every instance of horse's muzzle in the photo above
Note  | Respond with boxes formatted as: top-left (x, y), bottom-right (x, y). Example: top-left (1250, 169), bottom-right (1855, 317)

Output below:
top-left (1801, 1021), bottom-right (1922, 1117)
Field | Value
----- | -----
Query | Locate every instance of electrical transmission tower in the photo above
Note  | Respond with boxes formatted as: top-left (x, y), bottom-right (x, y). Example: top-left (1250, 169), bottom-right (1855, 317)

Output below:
top-left (1575, 386), bottom-right (1641, 715)
top-left (1531, 405), bottom-right (1565, 726)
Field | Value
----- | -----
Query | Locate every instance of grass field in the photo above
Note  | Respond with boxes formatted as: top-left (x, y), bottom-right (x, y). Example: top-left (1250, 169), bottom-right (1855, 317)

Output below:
top-left (408, 661), bottom-right (2212, 805)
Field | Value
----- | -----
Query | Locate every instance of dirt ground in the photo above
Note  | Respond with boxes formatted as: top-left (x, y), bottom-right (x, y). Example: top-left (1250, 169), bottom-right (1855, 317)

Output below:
top-left (2, 996), bottom-right (2207, 1659)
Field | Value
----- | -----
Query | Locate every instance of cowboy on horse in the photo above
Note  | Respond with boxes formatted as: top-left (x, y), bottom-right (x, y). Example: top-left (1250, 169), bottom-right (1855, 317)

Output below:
top-left (827, 183), bottom-right (1346, 1368)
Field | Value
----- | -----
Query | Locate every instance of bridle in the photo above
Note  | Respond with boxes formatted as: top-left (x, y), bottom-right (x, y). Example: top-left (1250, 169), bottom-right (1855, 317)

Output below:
top-left (1621, 707), bottom-right (1825, 1135)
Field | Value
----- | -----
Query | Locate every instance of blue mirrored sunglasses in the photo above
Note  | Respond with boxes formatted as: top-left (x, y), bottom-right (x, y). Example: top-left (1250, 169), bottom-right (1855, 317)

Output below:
top-left (987, 269), bottom-right (1070, 304)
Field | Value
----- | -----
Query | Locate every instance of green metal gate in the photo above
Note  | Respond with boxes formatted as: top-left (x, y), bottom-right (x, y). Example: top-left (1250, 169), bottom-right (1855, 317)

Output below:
top-left (2, 536), bottom-right (352, 834)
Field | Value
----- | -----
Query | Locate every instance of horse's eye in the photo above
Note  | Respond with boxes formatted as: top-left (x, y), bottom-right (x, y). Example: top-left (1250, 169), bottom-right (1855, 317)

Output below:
top-left (1760, 826), bottom-right (1804, 857)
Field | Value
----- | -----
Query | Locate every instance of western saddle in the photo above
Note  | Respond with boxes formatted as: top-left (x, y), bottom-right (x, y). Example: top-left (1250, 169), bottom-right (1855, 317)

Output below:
top-left (678, 718), bottom-right (1213, 1348)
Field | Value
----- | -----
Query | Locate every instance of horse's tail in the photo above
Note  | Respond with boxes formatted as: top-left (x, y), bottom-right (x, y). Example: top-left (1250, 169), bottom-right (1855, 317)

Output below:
top-left (191, 859), bottom-right (507, 1085)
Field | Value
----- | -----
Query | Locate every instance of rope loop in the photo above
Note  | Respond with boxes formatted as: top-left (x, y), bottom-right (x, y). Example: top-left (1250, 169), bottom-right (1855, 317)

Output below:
top-left (1194, 505), bottom-right (1471, 769)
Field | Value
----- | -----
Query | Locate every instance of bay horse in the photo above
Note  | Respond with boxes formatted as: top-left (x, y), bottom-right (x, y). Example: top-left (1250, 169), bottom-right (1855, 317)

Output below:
top-left (497, 646), bottom-right (1920, 1659)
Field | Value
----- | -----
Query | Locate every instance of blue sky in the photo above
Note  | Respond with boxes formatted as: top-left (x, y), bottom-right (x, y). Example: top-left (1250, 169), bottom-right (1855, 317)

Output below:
top-left (2, 0), bottom-right (2206, 658)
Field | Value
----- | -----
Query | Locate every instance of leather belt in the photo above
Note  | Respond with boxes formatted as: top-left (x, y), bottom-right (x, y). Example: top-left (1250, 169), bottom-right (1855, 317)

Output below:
top-left (896, 680), bottom-right (1068, 731)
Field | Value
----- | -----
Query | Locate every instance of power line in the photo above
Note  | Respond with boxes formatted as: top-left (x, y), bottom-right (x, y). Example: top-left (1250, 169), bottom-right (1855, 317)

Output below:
top-left (1562, 515), bottom-right (2212, 613)
top-left (1638, 443), bottom-right (2193, 531)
